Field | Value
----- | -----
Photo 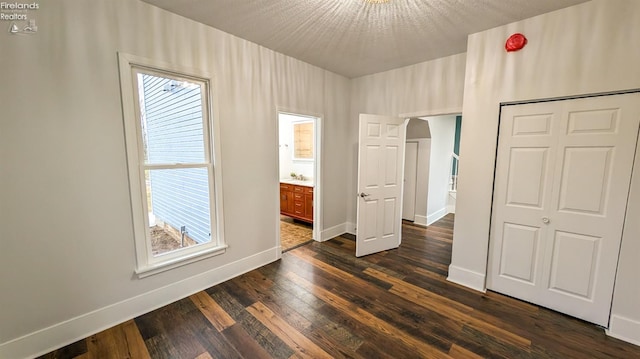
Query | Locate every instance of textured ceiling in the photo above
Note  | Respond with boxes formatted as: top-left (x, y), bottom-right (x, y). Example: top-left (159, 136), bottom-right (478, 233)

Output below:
top-left (142, 0), bottom-right (589, 78)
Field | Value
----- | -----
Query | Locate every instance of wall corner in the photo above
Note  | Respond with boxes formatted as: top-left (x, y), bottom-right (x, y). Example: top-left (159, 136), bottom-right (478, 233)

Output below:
top-left (447, 264), bottom-right (486, 292)
top-left (607, 315), bottom-right (640, 347)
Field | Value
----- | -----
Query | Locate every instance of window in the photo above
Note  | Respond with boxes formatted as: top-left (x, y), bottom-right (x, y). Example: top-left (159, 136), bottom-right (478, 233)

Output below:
top-left (118, 53), bottom-right (225, 277)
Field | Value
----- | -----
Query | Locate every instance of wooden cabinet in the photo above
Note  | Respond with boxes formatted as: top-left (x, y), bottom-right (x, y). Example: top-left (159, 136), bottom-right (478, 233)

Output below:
top-left (280, 183), bottom-right (294, 214)
top-left (280, 183), bottom-right (313, 223)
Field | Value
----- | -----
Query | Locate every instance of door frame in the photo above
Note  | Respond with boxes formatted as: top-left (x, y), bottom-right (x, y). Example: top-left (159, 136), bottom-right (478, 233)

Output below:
top-left (486, 89), bottom-right (640, 324)
top-left (275, 108), bottom-right (323, 257)
top-left (353, 110), bottom-right (460, 256)
top-left (398, 110), bottom-right (462, 228)
top-left (402, 140), bottom-right (419, 221)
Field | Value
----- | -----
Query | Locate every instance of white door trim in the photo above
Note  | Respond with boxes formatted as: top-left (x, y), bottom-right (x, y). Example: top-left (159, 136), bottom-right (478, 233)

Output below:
top-left (275, 108), bottom-right (323, 255)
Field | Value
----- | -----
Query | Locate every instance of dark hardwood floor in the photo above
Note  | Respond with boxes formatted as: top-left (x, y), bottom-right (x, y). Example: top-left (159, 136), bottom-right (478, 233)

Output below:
top-left (41, 214), bottom-right (640, 358)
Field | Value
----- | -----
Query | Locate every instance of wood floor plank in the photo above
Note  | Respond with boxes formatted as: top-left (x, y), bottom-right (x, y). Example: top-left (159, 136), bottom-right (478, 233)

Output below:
top-left (448, 343), bottom-right (484, 359)
top-left (374, 252), bottom-right (449, 277)
top-left (195, 326), bottom-right (243, 359)
top-left (290, 245), bottom-right (354, 279)
top-left (453, 325), bottom-right (529, 359)
top-left (413, 265), bottom-right (446, 280)
top-left (37, 339), bottom-right (87, 359)
top-left (206, 286), bottom-right (295, 359)
top-left (221, 323), bottom-right (273, 359)
top-left (41, 214), bottom-right (640, 359)
top-left (364, 267), bottom-right (474, 314)
top-left (85, 330), bottom-right (118, 359)
top-left (275, 254), bottom-right (455, 356)
top-left (190, 291), bottom-right (236, 331)
top-left (256, 264), bottom-right (366, 357)
top-left (312, 240), bottom-right (403, 283)
top-left (401, 271), bottom-right (539, 341)
top-left (121, 320), bottom-right (151, 359)
top-left (136, 298), bottom-right (210, 359)
top-left (287, 243), bottom-right (463, 351)
top-left (365, 267), bottom-right (532, 351)
top-left (232, 309), bottom-right (296, 359)
top-left (286, 271), bottom-right (453, 359)
top-left (206, 285), bottom-right (247, 318)
top-left (229, 271), bottom-right (314, 334)
top-left (85, 322), bottom-right (149, 359)
top-left (247, 301), bottom-right (333, 359)
top-left (144, 334), bottom-right (181, 359)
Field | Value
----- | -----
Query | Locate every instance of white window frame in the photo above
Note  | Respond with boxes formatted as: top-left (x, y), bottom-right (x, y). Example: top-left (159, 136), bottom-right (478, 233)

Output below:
top-left (118, 53), bottom-right (226, 278)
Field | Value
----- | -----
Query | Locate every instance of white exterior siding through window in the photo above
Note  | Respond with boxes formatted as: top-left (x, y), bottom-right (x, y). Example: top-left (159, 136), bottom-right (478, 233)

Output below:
top-left (139, 73), bottom-right (212, 244)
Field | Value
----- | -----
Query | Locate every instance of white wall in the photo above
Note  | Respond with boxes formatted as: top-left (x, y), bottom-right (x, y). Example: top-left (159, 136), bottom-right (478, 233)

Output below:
top-left (278, 114), bottom-right (315, 180)
top-left (406, 118), bottom-right (431, 139)
top-left (449, 0), bottom-right (640, 344)
top-left (0, 1), bottom-right (350, 357)
top-left (611, 138), bottom-right (640, 345)
top-left (421, 116), bottom-right (456, 225)
top-left (348, 54), bottom-right (467, 228)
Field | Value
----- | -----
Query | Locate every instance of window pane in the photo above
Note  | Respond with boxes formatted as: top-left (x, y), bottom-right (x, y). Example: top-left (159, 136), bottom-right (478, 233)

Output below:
top-left (146, 167), bottom-right (212, 256)
top-left (137, 73), bottom-right (206, 165)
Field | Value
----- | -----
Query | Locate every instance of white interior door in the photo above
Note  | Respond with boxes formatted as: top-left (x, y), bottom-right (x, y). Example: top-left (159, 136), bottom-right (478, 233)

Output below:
top-left (488, 93), bottom-right (640, 326)
top-left (402, 142), bottom-right (418, 221)
top-left (356, 114), bottom-right (406, 257)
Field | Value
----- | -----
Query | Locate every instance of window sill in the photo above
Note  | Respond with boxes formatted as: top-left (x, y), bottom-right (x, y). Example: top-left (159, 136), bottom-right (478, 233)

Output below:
top-left (135, 244), bottom-right (228, 278)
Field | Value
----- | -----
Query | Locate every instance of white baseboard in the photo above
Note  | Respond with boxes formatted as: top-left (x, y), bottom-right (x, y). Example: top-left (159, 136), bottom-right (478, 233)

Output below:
top-left (607, 315), bottom-right (640, 346)
top-left (426, 208), bottom-right (448, 226)
top-left (321, 223), bottom-right (348, 241)
top-left (319, 222), bottom-right (358, 241)
top-left (0, 247), bottom-right (280, 359)
top-left (447, 264), bottom-right (486, 293)
top-left (446, 205), bottom-right (455, 214)
top-left (346, 222), bottom-right (356, 235)
top-left (414, 215), bottom-right (428, 226)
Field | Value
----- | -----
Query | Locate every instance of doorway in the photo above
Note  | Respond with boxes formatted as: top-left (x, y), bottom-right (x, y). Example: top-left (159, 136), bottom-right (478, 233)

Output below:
top-left (354, 113), bottom-right (461, 257)
top-left (277, 112), bottom-right (321, 252)
top-left (402, 116), bottom-right (459, 227)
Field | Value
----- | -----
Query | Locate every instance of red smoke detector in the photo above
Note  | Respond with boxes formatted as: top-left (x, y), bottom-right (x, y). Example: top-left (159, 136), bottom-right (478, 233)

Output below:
top-left (505, 33), bottom-right (527, 52)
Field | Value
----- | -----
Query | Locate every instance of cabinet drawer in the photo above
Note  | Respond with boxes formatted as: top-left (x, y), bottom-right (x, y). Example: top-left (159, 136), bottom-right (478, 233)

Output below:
top-left (293, 186), bottom-right (305, 193)
top-left (280, 183), bottom-right (292, 191)
top-left (293, 193), bottom-right (304, 200)
top-left (305, 187), bottom-right (314, 194)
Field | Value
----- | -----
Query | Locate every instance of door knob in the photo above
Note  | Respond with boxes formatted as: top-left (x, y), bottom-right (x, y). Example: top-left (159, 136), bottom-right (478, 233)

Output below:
top-left (542, 217), bottom-right (550, 224)
top-left (359, 192), bottom-right (371, 198)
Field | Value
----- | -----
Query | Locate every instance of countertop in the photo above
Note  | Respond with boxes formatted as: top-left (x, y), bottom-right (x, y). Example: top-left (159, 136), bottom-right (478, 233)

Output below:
top-left (280, 178), bottom-right (314, 187)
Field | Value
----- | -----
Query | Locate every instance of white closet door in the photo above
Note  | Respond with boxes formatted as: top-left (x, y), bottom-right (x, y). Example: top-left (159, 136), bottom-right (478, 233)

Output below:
top-left (488, 93), bottom-right (640, 326)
